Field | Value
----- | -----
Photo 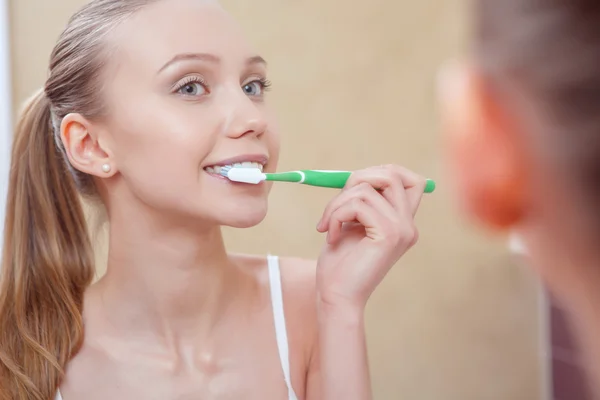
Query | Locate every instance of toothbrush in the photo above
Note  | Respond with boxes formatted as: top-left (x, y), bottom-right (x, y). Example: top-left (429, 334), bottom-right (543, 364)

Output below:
top-left (219, 166), bottom-right (436, 193)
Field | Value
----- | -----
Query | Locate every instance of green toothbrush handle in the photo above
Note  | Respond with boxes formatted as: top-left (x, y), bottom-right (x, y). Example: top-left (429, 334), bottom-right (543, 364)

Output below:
top-left (299, 170), bottom-right (352, 188)
top-left (298, 170), bottom-right (436, 193)
top-left (424, 179), bottom-right (436, 193)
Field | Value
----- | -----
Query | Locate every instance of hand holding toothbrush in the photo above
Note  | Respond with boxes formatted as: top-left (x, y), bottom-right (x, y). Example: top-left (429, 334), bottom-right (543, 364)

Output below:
top-left (315, 164), bottom-right (424, 309)
top-left (308, 164), bottom-right (425, 400)
top-left (220, 162), bottom-right (428, 309)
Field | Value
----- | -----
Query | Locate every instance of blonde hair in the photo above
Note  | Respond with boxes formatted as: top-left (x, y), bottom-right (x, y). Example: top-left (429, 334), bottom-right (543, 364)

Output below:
top-left (0, 1), bottom-right (159, 398)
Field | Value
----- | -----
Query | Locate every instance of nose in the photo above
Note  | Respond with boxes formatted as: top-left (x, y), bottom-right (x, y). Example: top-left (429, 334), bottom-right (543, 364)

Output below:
top-left (221, 88), bottom-right (268, 139)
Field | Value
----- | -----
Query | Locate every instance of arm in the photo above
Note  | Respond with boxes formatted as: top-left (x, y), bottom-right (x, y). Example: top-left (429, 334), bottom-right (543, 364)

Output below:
top-left (306, 165), bottom-right (425, 400)
top-left (305, 301), bottom-right (371, 400)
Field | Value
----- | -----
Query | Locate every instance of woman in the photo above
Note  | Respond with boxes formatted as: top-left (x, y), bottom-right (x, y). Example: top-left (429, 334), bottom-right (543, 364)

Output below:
top-left (0, 0), bottom-right (426, 399)
top-left (439, 0), bottom-right (600, 396)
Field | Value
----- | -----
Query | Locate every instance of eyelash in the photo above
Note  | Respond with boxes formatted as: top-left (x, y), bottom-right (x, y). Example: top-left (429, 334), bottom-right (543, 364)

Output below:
top-left (254, 78), bottom-right (272, 92)
top-left (172, 76), bottom-right (273, 96)
top-left (173, 76), bottom-right (208, 94)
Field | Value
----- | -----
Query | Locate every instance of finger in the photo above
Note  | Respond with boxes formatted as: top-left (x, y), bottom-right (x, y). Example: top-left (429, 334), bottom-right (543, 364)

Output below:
top-left (318, 182), bottom-right (395, 232)
top-left (345, 165), bottom-right (426, 216)
top-left (318, 182), bottom-right (381, 231)
top-left (326, 198), bottom-right (386, 245)
top-left (390, 165), bottom-right (427, 216)
top-left (325, 184), bottom-right (396, 240)
top-left (344, 168), bottom-right (405, 212)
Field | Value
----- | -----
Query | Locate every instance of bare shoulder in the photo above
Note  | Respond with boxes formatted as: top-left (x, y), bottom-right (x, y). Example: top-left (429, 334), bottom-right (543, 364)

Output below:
top-left (230, 252), bottom-right (317, 297)
top-left (231, 252), bottom-right (318, 343)
top-left (276, 256), bottom-right (319, 383)
top-left (224, 254), bottom-right (321, 392)
top-left (278, 256), bottom-right (318, 297)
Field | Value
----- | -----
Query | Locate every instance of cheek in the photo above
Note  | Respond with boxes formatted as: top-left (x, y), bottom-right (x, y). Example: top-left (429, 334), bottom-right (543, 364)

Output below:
top-left (267, 132), bottom-right (280, 170)
top-left (111, 103), bottom-right (218, 195)
top-left (446, 132), bottom-right (524, 229)
top-left (265, 112), bottom-right (281, 165)
top-left (442, 112), bottom-right (510, 228)
top-left (438, 62), bottom-right (484, 215)
top-left (118, 138), bottom-right (202, 205)
top-left (440, 97), bottom-right (473, 211)
top-left (443, 133), bottom-right (474, 216)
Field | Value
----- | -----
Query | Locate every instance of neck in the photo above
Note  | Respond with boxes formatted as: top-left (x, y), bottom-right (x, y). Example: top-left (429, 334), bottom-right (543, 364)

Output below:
top-left (559, 276), bottom-right (600, 399)
top-left (518, 219), bottom-right (600, 397)
top-left (91, 201), bottom-right (251, 343)
top-left (540, 248), bottom-right (600, 399)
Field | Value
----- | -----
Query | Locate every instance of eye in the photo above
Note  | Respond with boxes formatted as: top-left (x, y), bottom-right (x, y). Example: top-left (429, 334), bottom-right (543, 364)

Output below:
top-left (242, 79), bottom-right (271, 97)
top-left (180, 83), bottom-right (205, 96)
top-left (174, 77), bottom-right (208, 97)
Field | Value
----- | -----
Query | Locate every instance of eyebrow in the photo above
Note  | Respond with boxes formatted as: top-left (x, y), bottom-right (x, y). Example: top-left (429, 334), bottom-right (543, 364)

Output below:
top-left (158, 53), bottom-right (267, 73)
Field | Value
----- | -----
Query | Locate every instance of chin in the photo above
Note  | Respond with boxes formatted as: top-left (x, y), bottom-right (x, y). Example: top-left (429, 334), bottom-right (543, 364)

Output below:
top-left (222, 212), bottom-right (267, 228)
top-left (217, 201), bottom-right (268, 228)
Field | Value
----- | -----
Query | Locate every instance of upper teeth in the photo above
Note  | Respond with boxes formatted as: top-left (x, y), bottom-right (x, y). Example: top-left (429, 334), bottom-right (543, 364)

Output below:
top-left (204, 161), bottom-right (264, 174)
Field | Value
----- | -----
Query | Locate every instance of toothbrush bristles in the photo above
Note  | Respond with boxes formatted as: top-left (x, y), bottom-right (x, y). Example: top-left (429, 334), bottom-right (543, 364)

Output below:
top-left (219, 165), bottom-right (232, 178)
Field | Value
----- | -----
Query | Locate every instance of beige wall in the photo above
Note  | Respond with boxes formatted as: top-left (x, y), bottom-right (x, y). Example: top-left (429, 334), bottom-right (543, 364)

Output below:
top-left (9, 0), bottom-right (544, 399)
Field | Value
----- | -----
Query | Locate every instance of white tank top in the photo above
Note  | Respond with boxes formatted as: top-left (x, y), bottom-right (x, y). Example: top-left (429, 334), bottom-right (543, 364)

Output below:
top-left (56, 255), bottom-right (298, 400)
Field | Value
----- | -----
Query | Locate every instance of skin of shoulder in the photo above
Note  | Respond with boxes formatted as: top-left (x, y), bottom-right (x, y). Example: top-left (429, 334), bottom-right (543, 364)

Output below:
top-left (278, 256), bottom-right (319, 392)
top-left (235, 253), bottom-right (319, 392)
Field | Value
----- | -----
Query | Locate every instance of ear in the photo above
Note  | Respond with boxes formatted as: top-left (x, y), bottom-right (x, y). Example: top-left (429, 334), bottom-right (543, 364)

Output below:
top-left (60, 113), bottom-right (116, 178)
top-left (437, 60), bottom-right (528, 230)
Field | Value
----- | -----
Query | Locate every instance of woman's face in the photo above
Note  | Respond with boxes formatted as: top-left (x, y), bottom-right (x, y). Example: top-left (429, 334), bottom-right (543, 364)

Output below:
top-left (96, 0), bottom-right (279, 228)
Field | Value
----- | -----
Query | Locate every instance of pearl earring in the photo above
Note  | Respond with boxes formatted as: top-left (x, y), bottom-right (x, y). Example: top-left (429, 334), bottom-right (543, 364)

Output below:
top-left (101, 164), bottom-right (111, 173)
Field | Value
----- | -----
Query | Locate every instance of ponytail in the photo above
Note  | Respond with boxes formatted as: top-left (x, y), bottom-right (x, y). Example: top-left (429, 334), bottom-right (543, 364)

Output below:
top-left (0, 89), bottom-right (95, 400)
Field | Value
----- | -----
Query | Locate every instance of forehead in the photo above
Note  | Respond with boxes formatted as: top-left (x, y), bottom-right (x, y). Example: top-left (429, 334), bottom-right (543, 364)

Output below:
top-left (110, 0), bottom-right (256, 72)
